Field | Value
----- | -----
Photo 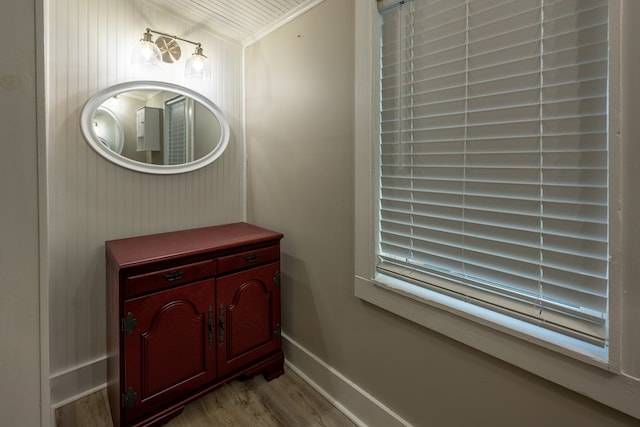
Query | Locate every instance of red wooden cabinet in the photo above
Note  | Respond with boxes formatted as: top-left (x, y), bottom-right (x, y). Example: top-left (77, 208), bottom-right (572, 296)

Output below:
top-left (106, 223), bottom-right (284, 427)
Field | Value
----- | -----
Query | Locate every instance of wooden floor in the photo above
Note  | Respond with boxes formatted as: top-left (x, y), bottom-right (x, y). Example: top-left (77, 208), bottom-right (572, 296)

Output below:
top-left (56, 369), bottom-right (356, 427)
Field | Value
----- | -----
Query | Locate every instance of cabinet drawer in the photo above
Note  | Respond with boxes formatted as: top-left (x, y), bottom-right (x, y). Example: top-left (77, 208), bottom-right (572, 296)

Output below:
top-left (125, 259), bottom-right (216, 297)
top-left (217, 245), bottom-right (279, 275)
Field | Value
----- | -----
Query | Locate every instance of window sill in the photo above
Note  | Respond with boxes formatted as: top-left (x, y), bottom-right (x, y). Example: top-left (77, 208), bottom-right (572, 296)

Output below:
top-left (354, 274), bottom-right (640, 420)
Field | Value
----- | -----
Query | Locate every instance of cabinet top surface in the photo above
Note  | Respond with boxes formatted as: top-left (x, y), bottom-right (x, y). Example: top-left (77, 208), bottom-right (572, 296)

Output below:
top-left (106, 222), bottom-right (283, 267)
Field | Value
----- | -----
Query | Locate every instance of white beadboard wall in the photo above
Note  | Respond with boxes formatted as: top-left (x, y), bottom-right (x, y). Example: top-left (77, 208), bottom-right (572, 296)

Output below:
top-left (47, 0), bottom-right (245, 405)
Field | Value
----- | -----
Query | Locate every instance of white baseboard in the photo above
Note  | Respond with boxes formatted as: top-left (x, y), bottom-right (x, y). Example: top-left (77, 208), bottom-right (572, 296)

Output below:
top-left (50, 356), bottom-right (107, 410)
top-left (50, 338), bottom-right (410, 427)
top-left (282, 333), bottom-right (410, 427)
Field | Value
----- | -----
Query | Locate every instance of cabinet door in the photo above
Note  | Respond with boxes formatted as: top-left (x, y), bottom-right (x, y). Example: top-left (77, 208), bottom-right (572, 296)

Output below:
top-left (217, 262), bottom-right (281, 377)
top-left (122, 279), bottom-right (215, 423)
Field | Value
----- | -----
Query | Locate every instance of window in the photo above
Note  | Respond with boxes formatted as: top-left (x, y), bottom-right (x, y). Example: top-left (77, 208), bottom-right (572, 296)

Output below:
top-left (377, 0), bottom-right (609, 350)
top-left (355, 0), bottom-right (640, 419)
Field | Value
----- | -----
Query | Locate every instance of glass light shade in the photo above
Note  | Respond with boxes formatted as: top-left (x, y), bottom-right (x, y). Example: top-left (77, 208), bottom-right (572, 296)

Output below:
top-left (185, 50), bottom-right (211, 80)
top-left (132, 39), bottom-right (163, 68)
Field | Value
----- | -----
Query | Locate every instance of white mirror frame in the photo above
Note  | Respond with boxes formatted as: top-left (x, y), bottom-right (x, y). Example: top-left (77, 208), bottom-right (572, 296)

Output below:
top-left (80, 80), bottom-right (230, 174)
top-left (94, 106), bottom-right (125, 154)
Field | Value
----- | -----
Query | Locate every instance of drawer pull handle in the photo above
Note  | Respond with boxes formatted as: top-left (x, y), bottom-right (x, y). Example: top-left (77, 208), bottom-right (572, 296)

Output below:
top-left (162, 270), bottom-right (184, 282)
top-left (244, 254), bottom-right (259, 263)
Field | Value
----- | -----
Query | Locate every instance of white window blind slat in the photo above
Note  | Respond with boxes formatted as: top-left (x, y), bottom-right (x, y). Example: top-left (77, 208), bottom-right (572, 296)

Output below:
top-left (379, 0), bottom-right (609, 346)
top-left (377, 258), bottom-right (606, 344)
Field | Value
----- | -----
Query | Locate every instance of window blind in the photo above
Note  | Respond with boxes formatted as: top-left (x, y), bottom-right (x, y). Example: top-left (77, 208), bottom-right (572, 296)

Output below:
top-left (378, 0), bottom-right (609, 346)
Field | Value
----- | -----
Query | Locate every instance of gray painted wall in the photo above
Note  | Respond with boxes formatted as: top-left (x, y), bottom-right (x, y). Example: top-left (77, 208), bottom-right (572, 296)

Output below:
top-left (246, 0), bottom-right (640, 425)
top-left (0, 0), bottom-right (43, 425)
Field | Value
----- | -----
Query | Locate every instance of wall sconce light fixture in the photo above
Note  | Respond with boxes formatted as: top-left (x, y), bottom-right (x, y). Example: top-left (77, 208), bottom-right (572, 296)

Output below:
top-left (132, 28), bottom-right (211, 80)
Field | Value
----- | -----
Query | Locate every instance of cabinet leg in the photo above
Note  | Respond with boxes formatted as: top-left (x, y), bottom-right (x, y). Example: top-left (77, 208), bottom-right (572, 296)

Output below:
top-left (262, 352), bottom-right (285, 381)
top-left (263, 364), bottom-right (285, 381)
top-left (135, 405), bottom-right (184, 427)
top-left (241, 351), bottom-right (285, 381)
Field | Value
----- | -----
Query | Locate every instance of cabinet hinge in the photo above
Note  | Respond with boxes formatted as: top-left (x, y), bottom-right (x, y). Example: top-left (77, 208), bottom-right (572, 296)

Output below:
top-left (273, 271), bottom-right (281, 287)
top-left (274, 324), bottom-right (281, 338)
top-left (121, 312), bottom-right (137, 335)
top-left (121, 387), bottom-right (137, 409)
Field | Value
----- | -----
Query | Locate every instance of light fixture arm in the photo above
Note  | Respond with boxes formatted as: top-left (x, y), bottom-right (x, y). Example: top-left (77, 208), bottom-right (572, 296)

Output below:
top-left (145, 28), bottom-right (203, 53)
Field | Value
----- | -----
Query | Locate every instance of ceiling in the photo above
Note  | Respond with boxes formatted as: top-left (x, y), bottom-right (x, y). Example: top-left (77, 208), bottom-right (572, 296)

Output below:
top-left (141, 0), bottom-right (323, 45)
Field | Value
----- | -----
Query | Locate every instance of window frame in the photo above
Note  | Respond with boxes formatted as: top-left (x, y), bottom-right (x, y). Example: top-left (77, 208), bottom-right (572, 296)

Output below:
top-left (354, 0), bottom-right (640, 420)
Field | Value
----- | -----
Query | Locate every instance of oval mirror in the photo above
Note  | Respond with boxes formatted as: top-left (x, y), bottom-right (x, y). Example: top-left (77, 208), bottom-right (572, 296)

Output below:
top-left (80, 81), bottom-right (230, 174)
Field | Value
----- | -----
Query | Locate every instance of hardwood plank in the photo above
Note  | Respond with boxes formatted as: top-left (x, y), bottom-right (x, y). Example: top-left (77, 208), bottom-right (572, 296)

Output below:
top-left (56, 370), bottom-right (356, 427)
top-left (55, 387), bottom-right (113, 427)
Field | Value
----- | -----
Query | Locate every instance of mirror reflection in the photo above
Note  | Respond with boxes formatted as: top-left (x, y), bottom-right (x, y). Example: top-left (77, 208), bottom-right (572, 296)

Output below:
top-left (93, 106), bottom-right (125, 154)
top-left (95, 90), bottom-right (222, 166)
top-left (80, 81), bottom-right (230, 174)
